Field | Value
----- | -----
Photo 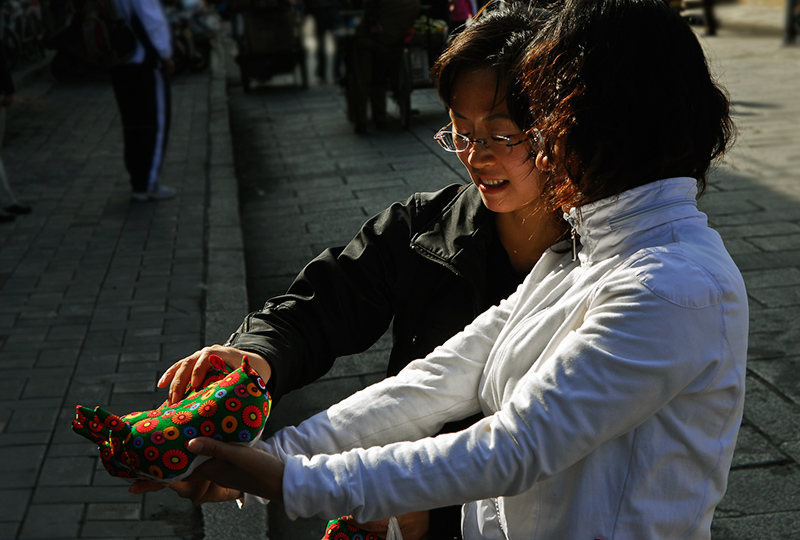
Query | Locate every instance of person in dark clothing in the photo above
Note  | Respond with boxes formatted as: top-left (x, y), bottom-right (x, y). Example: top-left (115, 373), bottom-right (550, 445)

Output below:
top-left (112, 0), bottom-right (176, 201)
top-left (701, 0), bottom-right (717, 36)
top-left (307, 0), bottom-right (344, 82)
top-left (149, 3), bottom-right (562, 538)
top-left (346, 0), bottom-right (421, 133)
top-left (0, 43), bottom-right (31, 223)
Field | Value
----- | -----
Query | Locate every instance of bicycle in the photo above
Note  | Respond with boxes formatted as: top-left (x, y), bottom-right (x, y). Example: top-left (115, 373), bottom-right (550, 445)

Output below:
top-left (1, 0), bottom-right (44, 69)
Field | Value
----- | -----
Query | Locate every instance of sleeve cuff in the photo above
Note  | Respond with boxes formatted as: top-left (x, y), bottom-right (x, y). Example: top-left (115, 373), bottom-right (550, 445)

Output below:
top-left (237, 493), bottom-right (270, 508)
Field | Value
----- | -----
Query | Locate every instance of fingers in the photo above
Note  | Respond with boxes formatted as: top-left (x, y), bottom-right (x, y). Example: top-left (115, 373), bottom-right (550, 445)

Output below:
top-left (158, 345), bottom-right (267, 406)
top-left (157, 350), bottom-right (198, 389)
top-left (190, 346), bottom-right (234, 388)
top-left (157, 364), bottom-right (177, 388)
top-left (184, 438), bottom-right (285, 502)
top-left (160, 346), bottom-right (229, 405)
top-left (166, 479), bottom-right (216, 505)
top-left (162, 351), bottom-right (201, 405)
top-left (186, 437), bottom-right (235, 460)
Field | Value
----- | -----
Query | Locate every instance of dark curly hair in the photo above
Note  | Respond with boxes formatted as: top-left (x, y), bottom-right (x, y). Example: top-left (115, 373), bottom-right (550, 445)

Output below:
top-left (522, 0), bottom-right (734, 213)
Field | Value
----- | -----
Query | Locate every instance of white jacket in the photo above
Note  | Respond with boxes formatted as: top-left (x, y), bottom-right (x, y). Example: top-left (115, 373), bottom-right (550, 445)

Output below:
top-left (256, 177), bottom-right (748, 540)
top-left (116, 0), bottom-right (173, 62)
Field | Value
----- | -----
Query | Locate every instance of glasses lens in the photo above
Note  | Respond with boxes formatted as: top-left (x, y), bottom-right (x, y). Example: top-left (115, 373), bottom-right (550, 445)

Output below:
top-left (451, 132), bottom-right (470, 152)
top-left (435, 129), bottom-right (466, 152)
top-left (435, 125), bottom-right (528, 156)
top-left (435, 130), bottom-right (454, 151)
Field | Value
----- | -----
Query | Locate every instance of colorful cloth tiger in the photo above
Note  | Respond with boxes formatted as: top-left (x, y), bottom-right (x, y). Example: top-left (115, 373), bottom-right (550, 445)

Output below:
top-left (72, 355), bottom-right (271, 482)
top-left (323, 518), bottom-right (382, 540)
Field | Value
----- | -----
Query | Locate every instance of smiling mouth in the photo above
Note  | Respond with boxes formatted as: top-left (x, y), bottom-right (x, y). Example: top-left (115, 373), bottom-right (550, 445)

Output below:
top-left (479, 178), bottom-right (508, 187)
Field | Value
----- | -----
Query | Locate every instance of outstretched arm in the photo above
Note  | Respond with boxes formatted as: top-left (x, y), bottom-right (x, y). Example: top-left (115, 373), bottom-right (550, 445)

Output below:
top-left (129, 437), bottom-right (284, 504)
top-left (160, 186), bottom-right (468, 404)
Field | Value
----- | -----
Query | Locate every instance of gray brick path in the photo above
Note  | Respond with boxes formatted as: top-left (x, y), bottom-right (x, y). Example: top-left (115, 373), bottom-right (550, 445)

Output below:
top-left (0, 44), bottom-right (243, 539)
top-left (700, 15), bottom-right (800, 537)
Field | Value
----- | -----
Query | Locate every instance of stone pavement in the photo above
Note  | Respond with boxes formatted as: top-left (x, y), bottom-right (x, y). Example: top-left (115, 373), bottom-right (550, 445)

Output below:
top-left (0, 45), bottom-right (250, 539)
top-left (0, 2), bottom-right (797, 540)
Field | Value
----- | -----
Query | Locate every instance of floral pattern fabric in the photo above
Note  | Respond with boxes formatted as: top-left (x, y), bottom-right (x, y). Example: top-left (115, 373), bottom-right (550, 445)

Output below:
top-left (323, 518), bottom-right (381, 540)
top-left (72, 355), bottom-right (272, 483)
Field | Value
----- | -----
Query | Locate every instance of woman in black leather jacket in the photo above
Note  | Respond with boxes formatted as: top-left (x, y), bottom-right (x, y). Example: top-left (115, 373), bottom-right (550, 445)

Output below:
top-left (156, 3), bottom-right (565, 538)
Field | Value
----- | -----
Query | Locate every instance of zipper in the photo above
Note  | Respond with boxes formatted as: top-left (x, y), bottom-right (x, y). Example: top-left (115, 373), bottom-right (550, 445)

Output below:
top-left (563, 212), bottom-right (578, 262)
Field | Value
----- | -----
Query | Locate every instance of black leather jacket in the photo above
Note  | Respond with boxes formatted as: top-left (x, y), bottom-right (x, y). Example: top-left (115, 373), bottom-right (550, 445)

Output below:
top-left (227, 182), bottom-right (526, 539)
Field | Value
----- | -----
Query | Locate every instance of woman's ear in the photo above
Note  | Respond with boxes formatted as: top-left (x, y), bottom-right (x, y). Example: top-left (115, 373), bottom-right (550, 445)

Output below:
top-left (535, 152), bottom-right (553, 172)
top-left (536, 139), bottom-right (566, 173)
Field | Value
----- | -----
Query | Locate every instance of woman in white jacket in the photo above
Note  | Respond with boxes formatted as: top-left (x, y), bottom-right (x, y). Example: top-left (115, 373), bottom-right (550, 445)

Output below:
top-left (136, 1), bottom-right (747, 538)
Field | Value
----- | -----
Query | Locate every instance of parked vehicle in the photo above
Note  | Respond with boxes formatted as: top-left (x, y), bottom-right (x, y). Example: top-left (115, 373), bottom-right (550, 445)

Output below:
top-left (231, 0), bottom-right (307, 91)
top-left (1, 0), bottom-right (45, 69)
top-left (166, 0), bottom-right (218, 74)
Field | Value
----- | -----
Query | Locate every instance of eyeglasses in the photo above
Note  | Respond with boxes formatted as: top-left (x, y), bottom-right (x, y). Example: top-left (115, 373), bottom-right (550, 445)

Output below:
top-left (433, 122), bottom-right (539, 156)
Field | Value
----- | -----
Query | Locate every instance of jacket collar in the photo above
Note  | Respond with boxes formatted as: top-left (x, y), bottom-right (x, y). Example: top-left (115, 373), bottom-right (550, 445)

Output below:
top-left (567, 177), bottom-right (703, 265)
top-left (411, 183), bottom-right (495, 277)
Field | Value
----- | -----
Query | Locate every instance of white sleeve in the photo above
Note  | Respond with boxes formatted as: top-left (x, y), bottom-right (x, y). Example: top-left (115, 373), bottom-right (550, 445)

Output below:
top-left (260, 295), bottom-right (517, 461)
top-left (275, 258), bottom-right (746, 523)
top-left (234, 276), bottom-right (519, 510)
top-left (134, 0), bottom-right (173, 59)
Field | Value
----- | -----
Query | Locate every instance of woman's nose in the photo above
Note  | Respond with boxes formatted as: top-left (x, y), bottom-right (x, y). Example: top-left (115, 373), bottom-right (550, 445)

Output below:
top-left (466, 142), bottom-right (495, 167)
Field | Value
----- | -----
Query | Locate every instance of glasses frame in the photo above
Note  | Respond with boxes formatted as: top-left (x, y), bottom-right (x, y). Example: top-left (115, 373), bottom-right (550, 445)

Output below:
top-left (433, 123), bottom-right (544, 156)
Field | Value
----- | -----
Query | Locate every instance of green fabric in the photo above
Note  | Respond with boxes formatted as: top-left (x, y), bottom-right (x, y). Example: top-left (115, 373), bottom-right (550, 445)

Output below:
top-left (324, 518), bottom-right (381, 540)
top-left (72, 355), bottom-right (271, 482)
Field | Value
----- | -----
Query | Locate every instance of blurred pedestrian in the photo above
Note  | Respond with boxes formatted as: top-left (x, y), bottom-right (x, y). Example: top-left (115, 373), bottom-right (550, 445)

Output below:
top-left (347, 0), bottom-right (420, 133)
top-left (112, 0), bottom-right (177, 201)
top-left (307, 0), bottom-right (344, 82)
top-left (0, 42), bottom-right (31, 223)
top-left (787, 0), bottom-right (800, 43)
top-left (702, 0), bottom-right (717, 36)
top-left (447, 0), bottom-right (477, 35)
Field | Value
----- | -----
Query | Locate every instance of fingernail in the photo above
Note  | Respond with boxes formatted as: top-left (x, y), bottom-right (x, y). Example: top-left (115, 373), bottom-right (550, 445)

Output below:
top-left (188, 439), bottom-right (204, 453)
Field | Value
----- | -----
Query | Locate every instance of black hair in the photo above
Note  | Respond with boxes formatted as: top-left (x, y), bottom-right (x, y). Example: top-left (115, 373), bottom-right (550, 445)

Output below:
top-left (431, 1), bottom-right (550, 132)
top-left (523, 0), bottom-right (734, 210)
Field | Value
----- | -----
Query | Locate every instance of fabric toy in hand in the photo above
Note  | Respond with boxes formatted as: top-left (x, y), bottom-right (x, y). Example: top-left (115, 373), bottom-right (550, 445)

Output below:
top-left (323, 517), bottom-right (404, 540)
top-left (323, 518), bottom-right (381, 540)
top-left (72, 355), bottom-right (271, 482)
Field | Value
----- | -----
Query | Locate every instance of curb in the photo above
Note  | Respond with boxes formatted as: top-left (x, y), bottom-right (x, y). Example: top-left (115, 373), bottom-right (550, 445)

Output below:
top-left (201, 36), bottom-right (271, 540)
top-left (713, 2), bottom-right (786, 37)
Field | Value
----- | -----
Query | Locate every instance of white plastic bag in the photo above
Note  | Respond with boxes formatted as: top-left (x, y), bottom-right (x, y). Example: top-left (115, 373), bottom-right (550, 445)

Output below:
top-left (386, 516), bottom-right (404, 540)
